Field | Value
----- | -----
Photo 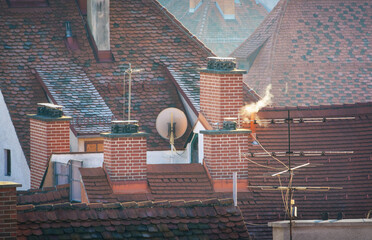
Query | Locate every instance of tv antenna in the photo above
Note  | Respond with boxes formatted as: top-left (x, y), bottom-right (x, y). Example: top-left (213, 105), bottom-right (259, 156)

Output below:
top-left (123, 63), bottom-right (144, 121)
top-left (247, 110), bottom-right (353, 240)
top-left (156, 108), bottom-right (188, 161)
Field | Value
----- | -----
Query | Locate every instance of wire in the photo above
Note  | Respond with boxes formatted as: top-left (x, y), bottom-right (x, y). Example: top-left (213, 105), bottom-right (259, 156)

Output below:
top-left (251, 134), bottom-right (289, 169)
top-left (245, 222), bottom-right (271, 226)
top-left (243, 155), bottom-right (285, 170)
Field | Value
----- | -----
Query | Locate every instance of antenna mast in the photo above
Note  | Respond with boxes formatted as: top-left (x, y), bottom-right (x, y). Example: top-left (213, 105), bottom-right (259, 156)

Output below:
top-left (123, 63), bottom-right (144, 121)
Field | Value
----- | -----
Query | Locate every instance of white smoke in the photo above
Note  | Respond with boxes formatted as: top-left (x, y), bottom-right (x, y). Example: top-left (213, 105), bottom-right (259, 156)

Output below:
top-left (241, 84), bottom-right (273, 126)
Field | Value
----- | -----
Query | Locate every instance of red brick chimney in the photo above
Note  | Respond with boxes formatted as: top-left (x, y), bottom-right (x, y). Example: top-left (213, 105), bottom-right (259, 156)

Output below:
top-left (201, 119), bottom-right (250, 192)
top-left (0, 181), bottom-right (21, 240)
top-left (101, 120), bottom-right (149, 193)
top-left (28, 104), bottom-right (72, 189)
top-left (199, 57), bottom-right (246, 128)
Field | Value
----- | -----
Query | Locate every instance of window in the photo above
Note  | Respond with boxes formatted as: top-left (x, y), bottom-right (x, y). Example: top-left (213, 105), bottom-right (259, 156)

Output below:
top-left (85, 141), bottom-right (104, 152)
top-left (4, 149), bottom-right (11, 176)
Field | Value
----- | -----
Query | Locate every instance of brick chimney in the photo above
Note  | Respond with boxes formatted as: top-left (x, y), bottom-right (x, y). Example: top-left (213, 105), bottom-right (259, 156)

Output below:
top-left (28, 104), bottom-right (72, 189)
top-left (0, 181), bottom-right (21, 240)
top-left (200, 57), bottom-right (246, 128)
top-left (87, 0), bottom-right (113, 62)
top-left (201, 115), bottom-right (251, 191)
top-left (101, 120), bottom-right (149, 193)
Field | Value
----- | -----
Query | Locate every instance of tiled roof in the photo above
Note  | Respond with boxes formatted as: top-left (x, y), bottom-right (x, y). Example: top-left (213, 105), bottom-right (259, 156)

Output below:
top-left (241, 102), bottom-right (372, 239)
top-left (17, 198), bottom-right (251, 240)
top-left (35, 66), bottom-right (113, 134)
top-left (230, 0), bottom-right (372, 107)
top-left (159, 0), bottom-right (268, 56)
top-left (147, 164), bottom-right (216, 200)
top-left (0, 0), bottom-right (213, 160)
top-left (17, 184), bottom-right (69, 205)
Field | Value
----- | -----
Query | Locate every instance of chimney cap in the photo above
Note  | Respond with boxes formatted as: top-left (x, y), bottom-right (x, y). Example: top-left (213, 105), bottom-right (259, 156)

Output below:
top-left (0, 181), bottom-right (22, 188)
top-left (200, 57), bottom-right (247, 74)
top-left (37, 103), bottom-right (63, 110)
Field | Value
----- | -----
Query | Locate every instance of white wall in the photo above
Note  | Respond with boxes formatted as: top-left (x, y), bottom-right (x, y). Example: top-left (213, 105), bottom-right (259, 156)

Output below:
top-left (70, 129), bottom-right (79, 152)
top-left (193, 121), bottom-right (205, 164)
top-left (147, 150), bottom-right (189, 164)
top-left (50, 152), bottom-right (103, 167)
top-left (0, 90), bottom-right (30, 190)
top-left (270, 219), bottom-right (372, 240)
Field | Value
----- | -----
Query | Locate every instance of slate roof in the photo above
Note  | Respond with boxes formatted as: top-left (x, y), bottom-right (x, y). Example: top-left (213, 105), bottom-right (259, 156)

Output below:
top-left (159, 0), bottom-right (268, 57)
top-left (17, 184), bottom-right (69, 206)
top-left (230, 0), bottom-right (372, 107)
top-left (17, 198), bottom-right (251, 240)
top-left (0, 0), bottom-right (213, 162)
top-left (35, 66), bottom-right (113, 134)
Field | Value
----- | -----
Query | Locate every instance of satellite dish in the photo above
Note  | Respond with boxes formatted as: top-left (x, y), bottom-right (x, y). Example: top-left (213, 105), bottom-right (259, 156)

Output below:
top-left (156, 108), bottom-right (187, 140)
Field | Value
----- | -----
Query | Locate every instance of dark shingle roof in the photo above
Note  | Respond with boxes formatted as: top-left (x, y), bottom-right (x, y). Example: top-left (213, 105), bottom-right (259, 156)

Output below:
top-left (231, 0), bottom-right (372, 107)
top-left (17, 198), bottom-right (251, 239)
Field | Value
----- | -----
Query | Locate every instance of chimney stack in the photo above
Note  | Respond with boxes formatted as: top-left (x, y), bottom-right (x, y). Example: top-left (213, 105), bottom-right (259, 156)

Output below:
top-left (87, 0), bottom-right (113, 62)
top-left (0, 182), bottom-right (21, 240)
top-left (201, 119), bottom-right (250, 191)
top-left (200, 57), bottom-right (246, 128)
top-left (28, 103), bottom-right (72, 189)
top-left (101, 120), bottom-right (149, 193)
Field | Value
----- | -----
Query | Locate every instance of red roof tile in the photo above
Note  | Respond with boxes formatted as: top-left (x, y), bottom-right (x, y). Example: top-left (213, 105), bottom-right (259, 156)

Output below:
top-left (17, 198), bottom-right (251, 239)
top-left (147, 163), bottom-right (216, 200)
top-left (231, 0), bottom-right (372, 107)
top-left (17, 184), bottom-right (69, 205)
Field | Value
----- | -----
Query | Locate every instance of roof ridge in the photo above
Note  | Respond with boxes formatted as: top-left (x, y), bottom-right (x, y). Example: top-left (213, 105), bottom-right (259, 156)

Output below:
top-left (149, 0), bottom-right (214, 56)
top-left (261, 101), bottom-right (372, 112)
top-left (17, 198), bottom-right (235, 212)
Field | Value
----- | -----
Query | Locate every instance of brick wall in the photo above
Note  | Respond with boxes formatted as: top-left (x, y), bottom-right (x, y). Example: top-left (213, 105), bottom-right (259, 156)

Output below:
top-left (203, 131), bottom-right (250, 179)
top-left (0, 182), bottom-right (21, 240)
top-left (200, 72), bottom-right (243, 127)
top-left (103, 136), bottom-right (147, 181)
top-left (30, 118), bottom-right (70, 189)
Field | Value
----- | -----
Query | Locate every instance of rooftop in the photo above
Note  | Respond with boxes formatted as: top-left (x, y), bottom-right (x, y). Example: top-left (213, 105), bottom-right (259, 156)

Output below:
top-left (231, 0), bottom-right (372, 107)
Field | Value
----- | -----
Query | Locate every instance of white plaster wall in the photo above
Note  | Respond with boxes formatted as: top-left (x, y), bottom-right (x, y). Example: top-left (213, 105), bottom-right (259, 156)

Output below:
top-left (270, 219), bottom-right (372, 240)
top-left (147, 150), bottom-right (189, 164)
top-left (50, 152), bottom-right (103, 167)
top-left (193, 121), bottom-right (205, 164)
top-left (70, 130), bottom-right (79, 152)
top-left (0, 90), bottom-right (30, 190)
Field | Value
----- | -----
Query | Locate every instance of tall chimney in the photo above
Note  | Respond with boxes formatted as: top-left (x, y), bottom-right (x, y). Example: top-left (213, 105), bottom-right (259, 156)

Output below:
top-left (101, 120), bottom-right (149, 193)
top-left (0, 182), bottom-right (21, 240)
top-left (28, 104), bottom-right (72, 189)
top-left (201, 119), bottom-right (250, 191)
top-left (200, 57), bottom-right (246, 128)
top-left (87, 0), bottom-right (113, 62)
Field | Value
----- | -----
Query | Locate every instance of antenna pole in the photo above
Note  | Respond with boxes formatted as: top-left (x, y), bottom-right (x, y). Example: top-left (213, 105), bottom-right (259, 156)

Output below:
top-left (128, 63), bottom-right (132, 121)
top-left (288, 109), bottom-right (293, 240)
